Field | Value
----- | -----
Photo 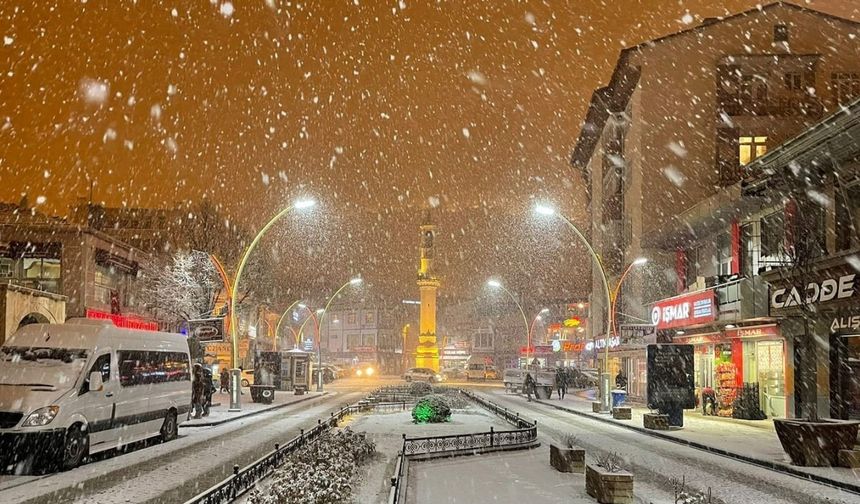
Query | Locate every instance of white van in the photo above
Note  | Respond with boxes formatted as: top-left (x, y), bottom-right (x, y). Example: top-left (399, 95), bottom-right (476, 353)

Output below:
top-left (0, 318), bottom-right (192, 473)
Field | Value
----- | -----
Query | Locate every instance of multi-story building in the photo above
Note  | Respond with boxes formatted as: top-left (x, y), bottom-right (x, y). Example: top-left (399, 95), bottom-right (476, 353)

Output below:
top-left (0, 200), bottom-right (155, 342)
top-left (744, 97), bottom-right (860, 420)
top-left (317, 300), bottom-right (411, 373)
top-left (572, 2), bottom-right (860, 414)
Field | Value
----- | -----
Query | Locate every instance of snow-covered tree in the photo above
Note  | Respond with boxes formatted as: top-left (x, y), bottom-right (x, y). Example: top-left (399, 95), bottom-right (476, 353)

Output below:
top-left (138, 250), bottom-right (222, 328)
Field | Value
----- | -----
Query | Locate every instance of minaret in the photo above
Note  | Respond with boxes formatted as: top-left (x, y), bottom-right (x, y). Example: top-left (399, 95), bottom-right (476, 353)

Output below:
top-left (415, 209), bottom-right (440, 371)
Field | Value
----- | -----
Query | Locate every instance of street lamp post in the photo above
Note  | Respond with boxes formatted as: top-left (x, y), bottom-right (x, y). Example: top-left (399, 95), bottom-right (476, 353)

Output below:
top-left (529, 308), bottom-right (549, 366)
top-left (228, 198), bottom-right (316, 412)
top-left (274, 299), bottom-right (302, 351)
top-left (611, 258), bottom-right (647, 337)
top-left (316, 277), bottom-right (363, 392)
top-left (487, 279), bottom-right (531, 370)
top-left (534, 203), bottom-right (614, 412)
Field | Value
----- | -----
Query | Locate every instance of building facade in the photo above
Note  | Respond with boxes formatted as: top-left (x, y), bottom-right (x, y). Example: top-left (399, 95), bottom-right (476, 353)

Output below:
top-left (572, 2), bottom-right (860, 416)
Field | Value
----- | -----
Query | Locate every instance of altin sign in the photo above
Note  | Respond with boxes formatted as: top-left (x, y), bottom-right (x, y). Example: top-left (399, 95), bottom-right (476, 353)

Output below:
top-left (770, 274), bottom-right (856, 309)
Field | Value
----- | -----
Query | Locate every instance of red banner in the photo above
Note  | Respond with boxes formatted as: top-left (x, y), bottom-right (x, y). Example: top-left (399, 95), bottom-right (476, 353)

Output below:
top-left (86, 309), bottom-right (158, 331)
top-left (650, 290), bottom-right (716, 330)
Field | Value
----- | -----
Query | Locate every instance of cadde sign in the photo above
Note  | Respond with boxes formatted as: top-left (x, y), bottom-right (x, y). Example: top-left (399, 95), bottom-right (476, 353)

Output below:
top-left (770, 274), bottom-right (856, 309)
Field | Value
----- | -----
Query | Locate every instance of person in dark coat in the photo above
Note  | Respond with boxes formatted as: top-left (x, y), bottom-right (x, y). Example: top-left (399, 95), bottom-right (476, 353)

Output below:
top-left (202, 368), bottom-right (214, 417)
top-left (219, 368), bottom-right (230, 394)
top-left (192, 363), bottom-right (205, 419)
top-left (615, 370), bottom-right (628, 391)
top-left (556, 368), bottom-right (568, 400)
top-left (523, 372), bottom-right (535, 402)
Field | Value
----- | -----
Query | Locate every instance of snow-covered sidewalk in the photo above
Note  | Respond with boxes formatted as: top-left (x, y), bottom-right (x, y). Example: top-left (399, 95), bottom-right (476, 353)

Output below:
top-left (502, 388), bottom-right (860, 491)
top-left (182, 389), bottom-right (326, 427)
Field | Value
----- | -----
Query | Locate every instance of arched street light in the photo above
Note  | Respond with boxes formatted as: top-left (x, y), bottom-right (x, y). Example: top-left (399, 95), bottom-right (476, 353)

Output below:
top-left (274, 299), bottom-right (303, 351)
top-left (315, 277), bottom-right (363, 391)
top-left (487, 279), bottom-right (531, 370)
top-left (227, 198), bottom-right (316, 411)
top-left (611, 258), bottom-right (647, 337)
top-left (534, 203), bottom-right (614, 411)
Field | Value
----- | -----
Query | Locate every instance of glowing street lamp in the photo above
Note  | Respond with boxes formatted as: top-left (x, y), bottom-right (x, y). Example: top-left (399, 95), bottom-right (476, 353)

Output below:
top-left (227, 197), bottom-right (316, 412)
top-left (611, 258), bottom-right (648, 337)
top-left (534, 202), bottom-right (614, 412)
top-left (529, 308), bottom-right (550, 367)
top-left (274, 299), bottom-right (303, 351)
top-left (487, 279), bottom-right (531, 370)
top-left (315, 277), bottom-right (363, 391)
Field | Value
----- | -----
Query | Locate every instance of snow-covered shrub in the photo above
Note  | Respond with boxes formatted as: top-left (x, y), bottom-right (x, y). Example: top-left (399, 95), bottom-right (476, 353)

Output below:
top-left (670, 476), bottom-right (716, 504)
top-left (248, 428), bottom-right (375, 504)
top-left (412, 394), bottom-right (452, 423)
top-left (559, 433), bottom-right (578, 449)
top-left (409, 381), bottom-right (432, 397)
top-left (431, 388), bottom-right (469, 408)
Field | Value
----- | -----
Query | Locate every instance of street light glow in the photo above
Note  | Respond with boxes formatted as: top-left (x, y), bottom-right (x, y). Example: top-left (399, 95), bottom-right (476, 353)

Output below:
top-left (294, 198), bottom-right (316, 209)
top-left (350, 277), bottom-right (363, 285)
top-left (534, 204), bottom-right (556, 216)
top-left (487, 279), bottom-right (502, 288)
top-left (633, 257), bottom-right (648, 265)
top-left (298, 303), bottom-right (307, 309)
top-left (540, 308), bottom-right (550, 313)
top-left (316, 308), bottom-right (325, 314)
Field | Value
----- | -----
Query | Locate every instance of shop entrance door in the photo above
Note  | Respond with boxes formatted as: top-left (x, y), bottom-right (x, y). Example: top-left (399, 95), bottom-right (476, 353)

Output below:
top-left (756, 340), bottom-right (786, 418)
top-left (840, 334), bottom-right (860, 420)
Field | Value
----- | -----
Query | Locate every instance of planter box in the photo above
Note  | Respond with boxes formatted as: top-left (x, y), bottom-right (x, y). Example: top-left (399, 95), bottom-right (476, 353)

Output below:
top-left (774, 418), bottom-right (860, 466)
top-left (612, 407), bottom-right (632, 420)
top-left (643, 413), bottom-right (669, 430)
top-left (593, 401), bottom-right (604, 413)
top-left (838, 449), bottom-right (860, 468)
top-left (550, 444), bottom-right (585, 473)
top-left (586, 463), bottom-right (633, 504)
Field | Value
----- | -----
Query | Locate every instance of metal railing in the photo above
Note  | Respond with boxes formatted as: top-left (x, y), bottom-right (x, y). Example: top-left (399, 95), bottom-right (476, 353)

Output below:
top-left (183, 391), bottom-right (402, 504)
top-left (389, 389), bottom-right (538, 504)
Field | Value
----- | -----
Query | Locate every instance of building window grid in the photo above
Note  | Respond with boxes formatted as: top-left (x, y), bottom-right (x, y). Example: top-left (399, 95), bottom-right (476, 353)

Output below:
top-left (739, 136), bottom-right (768, 166)
top-left (832, 72), bottom-right (860, 106)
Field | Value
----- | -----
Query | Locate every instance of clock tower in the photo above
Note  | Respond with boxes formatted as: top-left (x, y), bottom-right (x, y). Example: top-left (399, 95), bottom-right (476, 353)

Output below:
top-left (415, 209), bottom-right (440, 371)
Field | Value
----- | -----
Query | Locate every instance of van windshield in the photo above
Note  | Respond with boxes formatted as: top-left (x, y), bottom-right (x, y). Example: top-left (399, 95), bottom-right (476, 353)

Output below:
top-left (0, 346), bottom-right (89, 388)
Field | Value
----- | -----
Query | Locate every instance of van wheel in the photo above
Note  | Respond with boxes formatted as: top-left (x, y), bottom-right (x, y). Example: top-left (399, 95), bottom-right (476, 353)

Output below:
top-left (62, 424), bottom-right (88, 470)
top-left (160, 410), bottom-right (178, 442)
top-left (241, 379), bottom-right (250, 388)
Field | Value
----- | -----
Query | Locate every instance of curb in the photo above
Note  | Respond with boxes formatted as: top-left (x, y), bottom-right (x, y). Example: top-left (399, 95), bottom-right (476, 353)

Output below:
top-left (534, 398), bottom-right (860, 496)
top-left (181, 392), bottom-right (329, 428)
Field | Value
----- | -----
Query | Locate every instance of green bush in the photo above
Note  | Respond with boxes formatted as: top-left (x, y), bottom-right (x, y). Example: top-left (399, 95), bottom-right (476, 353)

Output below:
top-left (412, 394), bottom-right (452, 423)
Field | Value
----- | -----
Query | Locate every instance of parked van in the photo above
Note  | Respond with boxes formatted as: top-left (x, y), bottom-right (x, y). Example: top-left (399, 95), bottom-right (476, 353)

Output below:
top-left (0, 318), bottom-right (192, 473)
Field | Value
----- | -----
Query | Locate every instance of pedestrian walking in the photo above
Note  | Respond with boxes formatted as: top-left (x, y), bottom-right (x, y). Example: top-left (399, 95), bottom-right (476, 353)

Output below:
top-left (202, 367), bottom-right (214, 417)
top-left (556, 367), bottom-right (568, 400)
top-left (219, 368), bottom-right (230, 394)
top-left (523, 372), bottom-right (535, 402)
top-left (192, 363), bottom-right (205, 419)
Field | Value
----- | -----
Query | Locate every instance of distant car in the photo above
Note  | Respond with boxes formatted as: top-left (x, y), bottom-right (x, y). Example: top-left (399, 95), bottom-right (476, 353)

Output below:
top-left (465, 363), bottom-right (497, 381)
top-left (240, 369), bottom-right (255, 387)
top-left (441, 367), bottom-right (464, 381)
top-left (354, 363), bottom-right (376, 378)
top-left (404, 367), bottom-right (441, 383)
top-left (312, 366), bottom-right (336, 384)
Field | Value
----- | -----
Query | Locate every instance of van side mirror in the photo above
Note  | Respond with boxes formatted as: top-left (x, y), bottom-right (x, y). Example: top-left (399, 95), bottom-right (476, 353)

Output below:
top-left (88, 371), bottom-right (104, 392)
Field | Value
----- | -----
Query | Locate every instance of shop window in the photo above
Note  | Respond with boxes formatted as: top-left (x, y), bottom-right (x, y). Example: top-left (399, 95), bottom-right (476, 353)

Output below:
top-left (739, 136), bottom-right (767, 165)
top-left (832, 72), bottom-right (860, 106)
top-left (715, 232), bottom-right (732, 277)
top-left (836, 183), bottom-right (860, 251)
top-left (364, 312), bottom-right (374, 325)
top-left (783, 72), bottom-right (802, 91)
top-left (347, 312), bottom-right (356, 325)
top-left (362, 334), bottom-right (375, 346)
top-left (773, 24), bottom-right (789, 44)
top-left (740, 222), bottom-right (758, 277)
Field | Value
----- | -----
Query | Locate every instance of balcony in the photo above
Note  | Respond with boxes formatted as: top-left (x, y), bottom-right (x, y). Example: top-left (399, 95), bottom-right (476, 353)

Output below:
top-left (714, 276), bottom-right (770, 322)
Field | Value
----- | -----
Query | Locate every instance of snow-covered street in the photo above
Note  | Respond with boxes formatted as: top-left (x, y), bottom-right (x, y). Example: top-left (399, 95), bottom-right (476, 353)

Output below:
top-left (0, 381), bottom-right (382, 504)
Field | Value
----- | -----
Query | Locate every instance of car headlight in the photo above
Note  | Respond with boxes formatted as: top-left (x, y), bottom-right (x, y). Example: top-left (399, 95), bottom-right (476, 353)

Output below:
top-left (435, 374), bottom-right (442, 381)
top-left (22, 406), bottom-right (59, 427)
top-left (356, 369), bottom-right (363, 376)
top-left (365, 367), bottom-right (374, 376)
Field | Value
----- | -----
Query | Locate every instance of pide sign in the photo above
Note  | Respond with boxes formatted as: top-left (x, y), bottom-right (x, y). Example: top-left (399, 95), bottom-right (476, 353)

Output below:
top-left (651, 290), bottom-right (716, 330)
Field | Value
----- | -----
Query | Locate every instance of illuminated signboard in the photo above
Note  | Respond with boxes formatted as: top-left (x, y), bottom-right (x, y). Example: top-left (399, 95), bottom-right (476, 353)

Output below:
top-left (650, 290), bottom-right (716, 330)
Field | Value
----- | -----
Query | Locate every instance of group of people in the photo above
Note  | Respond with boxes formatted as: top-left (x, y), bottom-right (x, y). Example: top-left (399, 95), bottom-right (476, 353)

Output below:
top-left (191, 363), bottom-right (215, 419)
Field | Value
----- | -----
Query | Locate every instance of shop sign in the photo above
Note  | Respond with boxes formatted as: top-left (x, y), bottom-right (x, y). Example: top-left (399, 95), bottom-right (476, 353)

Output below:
top-left (86, 308), bottom-right (158, 331)
top-left (563, 317), bottom-right (581, 327)
top-left (650, 291), bottom-right (716, 330)
top-left (770, 274), bottom-right (856, 309)
top-left (551, 340), bottom-right (587, 353)
top-left (442, 348), bottom-right (468, 356)
top-left (831, 314), bottom-right (860, 332)
top-left (519, 345), bottom-right (553, 355)
top-left (585, 336), bottom-right (621, 351)
top-left (352, 346), bottom-right (376, 353)
top-left (725, 325), bottom-right (779, 339)
top-left (675, 333), bottom-right (722, 345)
top-left (187, 318), bottom-right (226, 342)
